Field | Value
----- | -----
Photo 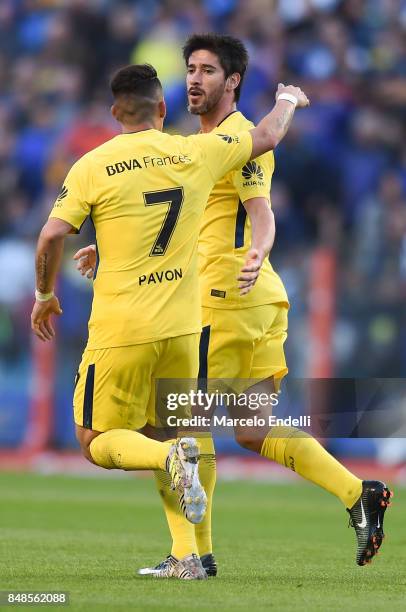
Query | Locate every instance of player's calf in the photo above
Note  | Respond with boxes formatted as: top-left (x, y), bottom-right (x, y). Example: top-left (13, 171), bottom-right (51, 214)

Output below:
top-left (234, 429), bottom-right (264, 453)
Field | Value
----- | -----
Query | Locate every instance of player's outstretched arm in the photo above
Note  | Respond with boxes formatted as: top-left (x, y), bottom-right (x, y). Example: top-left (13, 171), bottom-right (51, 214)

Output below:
top-left (73, 244), bottom-right (96, 278)
top-left (250, 84), bottom-right (310, 159)
top-left (237, 197), bottom-right (275, 295)
top-left (31, 218), bottom-right (73, 342)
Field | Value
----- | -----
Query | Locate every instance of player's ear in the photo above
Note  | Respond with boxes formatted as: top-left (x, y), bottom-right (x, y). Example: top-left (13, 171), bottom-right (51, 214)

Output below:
top-left (111, 103), bottom-right (120, 122)
top-left (158, 98), bottom-right (166, 120)
top-left (226, 73), bottom-right (240, 93)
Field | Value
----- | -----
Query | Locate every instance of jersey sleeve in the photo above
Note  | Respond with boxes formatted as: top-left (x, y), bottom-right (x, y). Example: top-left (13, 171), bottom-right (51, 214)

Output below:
top-left (49, 156), bottom-right (91, 231)
top-left (232, 150), bottom-right (274, 204)
top-left (194, 130), bottom-right (252, 183)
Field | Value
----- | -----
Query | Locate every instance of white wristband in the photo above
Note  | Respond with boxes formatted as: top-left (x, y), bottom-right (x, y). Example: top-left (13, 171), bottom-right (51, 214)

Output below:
top-left (35, 290), bottom-right (54, 302)
top-left (277, 92), bottom-right (298, 107)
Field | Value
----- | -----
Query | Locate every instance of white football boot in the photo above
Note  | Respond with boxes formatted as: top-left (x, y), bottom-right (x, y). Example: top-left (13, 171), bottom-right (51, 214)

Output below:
top-left (166, 437), bottom-right (207, 524)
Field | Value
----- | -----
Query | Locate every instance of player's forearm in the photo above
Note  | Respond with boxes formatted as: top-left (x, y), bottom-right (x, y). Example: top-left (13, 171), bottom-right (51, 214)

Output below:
top-left (243, 199), bottom-right (275, 263)
top-left (250, 100), bottom-right (295, 158)
top-left (36, 231), bottom-right (65, 293)
top-left (35, 219), bottom-right (72, 292)
top-left (250, 84), bottom-right (309, 158)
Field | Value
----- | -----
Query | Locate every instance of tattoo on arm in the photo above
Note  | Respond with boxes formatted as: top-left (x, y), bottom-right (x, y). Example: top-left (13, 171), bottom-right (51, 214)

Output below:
top-left (37, 253), bottom-right (48, 292)
top-left (276, 106), bottom-right (294, 134)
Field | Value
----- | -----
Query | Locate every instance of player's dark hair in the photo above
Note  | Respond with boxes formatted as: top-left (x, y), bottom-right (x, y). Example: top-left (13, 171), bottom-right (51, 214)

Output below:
top-left (110, 64), bottom-right (163, 123)
top-left (110, 64), bottom-right (162, 99)
top-left (183, 33), bottom-right (248, 102)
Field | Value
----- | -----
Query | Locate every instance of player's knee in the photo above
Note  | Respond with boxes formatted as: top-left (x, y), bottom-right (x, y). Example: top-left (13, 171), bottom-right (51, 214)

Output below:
top-left (80, 443), bottom-right (96, 464)
top-left (234, 430), bottom-right (262, 453)
top-left (75, 424), bottom-right (99, 464)
top-left (76, 436), bottom-right (95, 464)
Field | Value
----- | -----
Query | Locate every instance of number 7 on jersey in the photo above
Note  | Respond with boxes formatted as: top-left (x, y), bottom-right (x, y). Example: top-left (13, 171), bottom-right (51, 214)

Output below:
top-left (143, 187), bottom-right (184, 256)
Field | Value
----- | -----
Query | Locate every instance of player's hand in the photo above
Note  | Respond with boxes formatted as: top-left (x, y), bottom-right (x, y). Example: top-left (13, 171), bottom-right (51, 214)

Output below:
top-left (237, 248), bottom-right (263, 296)
top-left (276, 83), bottom-right (310, 108)
top-left (73, 244), bottom-right (96, 278)
top-left (31, 296), bottom-right (63, 342)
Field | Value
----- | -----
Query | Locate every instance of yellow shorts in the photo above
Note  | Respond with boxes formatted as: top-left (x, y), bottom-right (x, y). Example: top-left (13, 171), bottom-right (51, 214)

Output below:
top-left (199, 303), bottom-right (288, 391)
top-left (73, 333), bottom-right (199, 432)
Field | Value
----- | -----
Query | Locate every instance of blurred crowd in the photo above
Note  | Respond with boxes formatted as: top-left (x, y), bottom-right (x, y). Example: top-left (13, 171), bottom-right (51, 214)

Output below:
top-left (0, 0), bottom-right (406, 390)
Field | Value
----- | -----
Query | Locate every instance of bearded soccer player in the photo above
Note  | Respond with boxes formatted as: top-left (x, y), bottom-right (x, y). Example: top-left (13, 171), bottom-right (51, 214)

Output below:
top-left (32, 62), bottom-right (311, 579)
top-left (76, 37), bottom-right (392, 576)
top-left (136, 35), bottom-right (391, 574)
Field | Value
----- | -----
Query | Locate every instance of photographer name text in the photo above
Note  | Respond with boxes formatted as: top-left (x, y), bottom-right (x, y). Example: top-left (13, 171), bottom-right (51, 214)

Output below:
top-left (166, 415), bottom-right (311, 428)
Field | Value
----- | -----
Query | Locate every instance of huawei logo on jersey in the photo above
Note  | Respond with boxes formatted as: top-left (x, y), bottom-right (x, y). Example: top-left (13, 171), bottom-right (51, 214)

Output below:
top-left (242, 161), bottom-right (264, 182)
top-left (216, 133), bottom-right (240, 144)
top-left (241, 161), bottom-right (265, 187)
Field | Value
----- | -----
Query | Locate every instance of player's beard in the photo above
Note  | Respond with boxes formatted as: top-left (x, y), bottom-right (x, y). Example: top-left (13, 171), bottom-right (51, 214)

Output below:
top-left (187, 83), bottom-right (226, 115)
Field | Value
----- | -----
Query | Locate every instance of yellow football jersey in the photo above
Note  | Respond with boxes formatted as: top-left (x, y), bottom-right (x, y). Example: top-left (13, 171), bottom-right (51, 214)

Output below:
top-left (50, 128), bottom-right (252, 349)
top-left (198, 111), bottom-right (289, 308)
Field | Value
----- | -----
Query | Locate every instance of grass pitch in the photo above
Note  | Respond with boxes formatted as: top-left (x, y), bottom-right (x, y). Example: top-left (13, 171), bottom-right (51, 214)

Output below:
top-left (0, 472), bottom-right (405, 611)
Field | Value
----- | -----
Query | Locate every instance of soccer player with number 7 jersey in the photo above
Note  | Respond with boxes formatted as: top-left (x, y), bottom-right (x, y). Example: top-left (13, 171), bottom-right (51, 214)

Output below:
top-left (31, 60), bottom-right (311, 579)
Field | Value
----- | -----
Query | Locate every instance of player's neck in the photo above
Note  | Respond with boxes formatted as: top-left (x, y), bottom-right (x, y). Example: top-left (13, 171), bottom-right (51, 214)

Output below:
top-left (121, 120), bottom-right (160, 134)
top-left (199, 101), bottom-right (238, 133)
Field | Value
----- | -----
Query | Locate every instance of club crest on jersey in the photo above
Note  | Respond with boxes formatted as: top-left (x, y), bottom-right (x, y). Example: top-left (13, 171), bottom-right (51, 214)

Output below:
top-left (241, 161), bottom-right (264, 186)
top-left (216, 133), bottom-right (240, 144)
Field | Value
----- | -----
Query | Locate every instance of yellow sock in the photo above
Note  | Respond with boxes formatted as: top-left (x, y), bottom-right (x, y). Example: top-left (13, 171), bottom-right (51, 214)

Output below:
top-left (261, 426), bottom-right (362, 508)
top-left (154, 469), bottom-right (198, 558)
top-left (194, 434), bottom-right (216, 556)
top-left (90, 429), bottom-right (170, 471)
